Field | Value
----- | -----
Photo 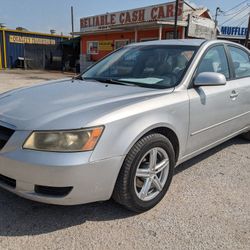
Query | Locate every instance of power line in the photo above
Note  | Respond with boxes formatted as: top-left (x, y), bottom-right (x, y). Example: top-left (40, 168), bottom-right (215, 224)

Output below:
top-left (221, 0), bottom-right (249, 15)
top-left (234, 12), bottom-right (250, 26)
top-left (220, 6), bottom-right (250, 25)
top-left (237, 18), bottom-right (248, 27)
top-left (221, 4), bottom-right (248, 18)
top-left (228, 10), bottom-right (250, 25)
top-left (221, 5), bottom-right (249, 16)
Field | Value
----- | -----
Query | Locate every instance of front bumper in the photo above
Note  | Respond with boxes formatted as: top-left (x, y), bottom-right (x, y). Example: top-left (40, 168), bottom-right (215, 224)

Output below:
top-left (0, 131), bottom-right (125, 205)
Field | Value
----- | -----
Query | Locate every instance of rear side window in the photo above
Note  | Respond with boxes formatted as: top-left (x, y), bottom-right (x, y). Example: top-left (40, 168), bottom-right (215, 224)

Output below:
top-left (228, 46), bottom-right (250, 78)
top-left (197, 45), bottom-right (230, 79)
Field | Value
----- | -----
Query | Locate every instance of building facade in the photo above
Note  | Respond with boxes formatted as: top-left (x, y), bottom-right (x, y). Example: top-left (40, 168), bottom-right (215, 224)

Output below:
top-left (77, 1), bottom-right (215, 71)
top-left (0, 28), bottom-right (69, 70)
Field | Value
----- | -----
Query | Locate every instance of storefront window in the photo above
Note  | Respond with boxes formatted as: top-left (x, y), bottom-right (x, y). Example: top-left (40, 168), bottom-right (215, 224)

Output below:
top-left (115, 40), bottom-right (130, 49)
top-left (87, 41), bottom-right (99, 54)
top-left (166, 31), bottom-right (179, 39)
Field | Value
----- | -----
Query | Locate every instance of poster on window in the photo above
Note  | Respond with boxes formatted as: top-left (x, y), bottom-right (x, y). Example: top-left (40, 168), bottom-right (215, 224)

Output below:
top-left (99, 40), bottom-right (113, 51)
top-left (87, 41), bottom-right (99, 54)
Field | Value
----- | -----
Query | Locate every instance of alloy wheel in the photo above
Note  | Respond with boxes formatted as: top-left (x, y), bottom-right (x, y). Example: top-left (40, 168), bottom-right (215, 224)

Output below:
top-left (134, 147), bottom-right (170, 201)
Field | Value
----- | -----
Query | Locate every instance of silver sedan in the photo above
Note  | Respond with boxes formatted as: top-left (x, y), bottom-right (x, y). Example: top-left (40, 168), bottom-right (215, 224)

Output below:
top-left (0, 39), bottom-right (249, 212)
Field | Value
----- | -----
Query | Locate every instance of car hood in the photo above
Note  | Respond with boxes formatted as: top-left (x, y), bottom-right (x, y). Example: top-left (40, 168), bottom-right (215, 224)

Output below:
top-left (0, 79), bottom-right (172, 130)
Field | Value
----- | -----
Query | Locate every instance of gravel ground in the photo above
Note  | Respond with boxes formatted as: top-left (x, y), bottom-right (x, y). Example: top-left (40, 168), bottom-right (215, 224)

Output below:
top-left (0, 69), bottom-right (249, 250)
top-left (0, 69), bottom-right (72, 93)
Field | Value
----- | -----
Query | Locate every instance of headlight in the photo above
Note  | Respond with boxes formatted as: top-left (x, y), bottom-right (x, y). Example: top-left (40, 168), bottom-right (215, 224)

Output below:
top-left (23, 126), bottom-right (104, 152)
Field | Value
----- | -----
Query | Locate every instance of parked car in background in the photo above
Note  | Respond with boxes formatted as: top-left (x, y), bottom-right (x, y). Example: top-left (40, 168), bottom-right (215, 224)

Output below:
top-left (0, 39), bottom-right (249, 212)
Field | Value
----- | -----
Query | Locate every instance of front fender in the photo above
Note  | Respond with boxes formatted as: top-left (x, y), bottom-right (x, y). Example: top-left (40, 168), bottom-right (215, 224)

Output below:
top-left (90, 95), bottom-right (189, 162)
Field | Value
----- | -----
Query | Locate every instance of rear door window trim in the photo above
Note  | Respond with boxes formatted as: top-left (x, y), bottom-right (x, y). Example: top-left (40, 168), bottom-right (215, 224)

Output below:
top-left (225, 44), bottom-right (250, 81)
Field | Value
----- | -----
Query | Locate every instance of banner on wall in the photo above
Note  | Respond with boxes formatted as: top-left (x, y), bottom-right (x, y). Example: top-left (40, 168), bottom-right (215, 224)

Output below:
top-left (220, 26), bottom-right (248, 37)
top-left (99, 40), bottom-right (113, 51)
top-left (9, 35), bottom-right (56, 45)
top-left (80, 1), bottom-right (184, 32)
top-left (188, 15), bottom-right (216, 39)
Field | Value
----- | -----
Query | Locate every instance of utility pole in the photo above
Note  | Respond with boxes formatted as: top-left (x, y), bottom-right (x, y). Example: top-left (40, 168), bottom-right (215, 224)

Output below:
top-left (71, 6), bottom-right (74, 38)
top-left (215, 7), bottom-right (222, 38)
top-left (215, 7), bottom-right (222, 28)
top-left (245, 14), bottom-right (250, 48)
top-left (174, 0), bottom-right (179, 39)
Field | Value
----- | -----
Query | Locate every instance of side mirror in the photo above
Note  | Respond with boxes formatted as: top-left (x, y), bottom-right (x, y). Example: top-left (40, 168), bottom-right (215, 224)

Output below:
top-left (194, 72), bottom-right (226, 87)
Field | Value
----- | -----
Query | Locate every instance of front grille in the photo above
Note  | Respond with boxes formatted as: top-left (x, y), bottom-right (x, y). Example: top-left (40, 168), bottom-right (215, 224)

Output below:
top-left (0, 125), bottom-right (15, 150)
top-left (0, 174), bottom-right (16, 188)
top-left (34, 185), bottom-right (73, 197)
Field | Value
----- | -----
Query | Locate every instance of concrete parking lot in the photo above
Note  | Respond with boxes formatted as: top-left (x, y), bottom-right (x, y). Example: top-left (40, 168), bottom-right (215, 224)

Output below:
top-left (0, 70), bottom-right (249, 250)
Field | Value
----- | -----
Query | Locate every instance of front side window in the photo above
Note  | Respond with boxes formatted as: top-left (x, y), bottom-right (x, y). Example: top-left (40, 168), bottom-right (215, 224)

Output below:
top-left (197, 45), bottom-right (230, 79)
top-left (228, 46), bottom-right (250, 78)
top-left (82, 45), bottom-right (197, 89)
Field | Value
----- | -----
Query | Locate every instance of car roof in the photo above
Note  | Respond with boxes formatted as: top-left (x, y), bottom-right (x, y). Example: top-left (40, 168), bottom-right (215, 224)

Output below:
top-left (128, 39), bottom-right (206, 47)
top-left (128, 39), bottom-right (250, 52)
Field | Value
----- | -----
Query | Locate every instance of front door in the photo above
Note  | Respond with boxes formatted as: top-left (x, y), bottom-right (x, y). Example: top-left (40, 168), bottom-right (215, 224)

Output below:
top-left (185, 44), bottom-right (242, 156)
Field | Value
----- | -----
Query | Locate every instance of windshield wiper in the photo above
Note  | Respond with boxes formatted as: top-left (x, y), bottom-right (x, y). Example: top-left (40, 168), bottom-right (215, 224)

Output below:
top-left (82, 77), bottom-right (137, 86)
top-left (73, 75), bottom-right (83, 80)
top-left (75, 76), bottom-right (164, 89)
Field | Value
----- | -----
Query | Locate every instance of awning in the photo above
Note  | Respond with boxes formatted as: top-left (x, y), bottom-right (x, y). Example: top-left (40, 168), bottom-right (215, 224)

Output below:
top-left (217, 35), bottom-right (247, 40)
top-left (73, 20), bottom-right (187, 36)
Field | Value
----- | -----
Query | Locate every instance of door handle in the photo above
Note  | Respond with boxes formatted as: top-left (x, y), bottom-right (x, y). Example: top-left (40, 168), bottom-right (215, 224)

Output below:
top-left (230, 90), bottom-right (239, 99)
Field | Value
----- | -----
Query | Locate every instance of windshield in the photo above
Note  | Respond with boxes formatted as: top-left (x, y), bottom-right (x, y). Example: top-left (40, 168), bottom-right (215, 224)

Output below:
top-left (82, 45), bottom-right (197, 89)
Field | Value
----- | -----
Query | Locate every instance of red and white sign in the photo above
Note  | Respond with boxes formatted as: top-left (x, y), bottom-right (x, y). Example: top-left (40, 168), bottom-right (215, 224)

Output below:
top-left (80, 1), bottom-right (184, 32)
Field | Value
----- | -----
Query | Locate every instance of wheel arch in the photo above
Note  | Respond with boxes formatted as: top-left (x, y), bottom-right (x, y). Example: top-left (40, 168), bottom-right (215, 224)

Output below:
top-left (144, 127), bottom-right (180, 163)
top-left (125, 124), bottom-right (180, 163)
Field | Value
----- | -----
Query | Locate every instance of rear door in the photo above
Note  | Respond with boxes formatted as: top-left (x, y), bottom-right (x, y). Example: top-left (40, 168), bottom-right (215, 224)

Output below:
top-left (186, 44), bottom-right (242, 155)
top-left (226, 45), bottom-right (250, 129)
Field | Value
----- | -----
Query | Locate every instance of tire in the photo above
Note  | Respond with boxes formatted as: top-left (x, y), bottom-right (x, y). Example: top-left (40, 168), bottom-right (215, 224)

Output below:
top-left (112, 133), bottom-right (175, 213)
top-left (241, 131), bottom-right (250, 140)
